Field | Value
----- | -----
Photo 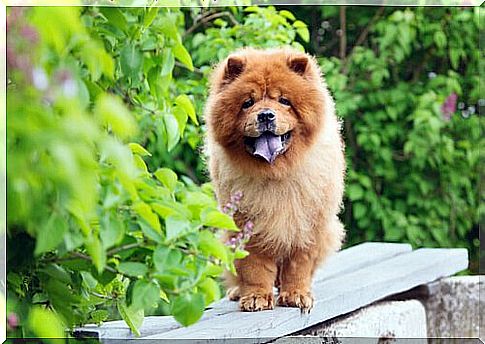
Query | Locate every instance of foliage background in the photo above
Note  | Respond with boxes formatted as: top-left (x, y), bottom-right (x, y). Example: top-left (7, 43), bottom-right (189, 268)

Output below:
top-left (6, 5), bottom-right (482, 339)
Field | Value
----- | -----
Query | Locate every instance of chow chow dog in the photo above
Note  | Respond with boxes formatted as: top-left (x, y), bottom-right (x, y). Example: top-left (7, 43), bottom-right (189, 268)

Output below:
top-left (204, 47), bottom-right (345, 312)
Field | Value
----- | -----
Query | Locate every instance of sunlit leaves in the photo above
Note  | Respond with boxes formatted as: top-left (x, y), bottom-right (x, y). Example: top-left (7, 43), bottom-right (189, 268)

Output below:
top-left (173, 42), bottom-right (194, 71)
top-left (154, 168), bottom-right (178, 192)
top-left (162, 113), bottom-right (181, 152)
top-left (8, 6), bottom-right (247, 338)
top-left (129, 143), bottom-right (152, 157)
top-left (175, 95), bottom-right (198, 125)
top-left (28, 307), bottom-right (65, 343)
top-left (293, 20), bottom-right (309, 43)
top-left (132, 201), bottom-right (162, 233)
top-left (200, 209), bottom-right (239, 231)
top-left (95, 94), bottom-right (137, 139)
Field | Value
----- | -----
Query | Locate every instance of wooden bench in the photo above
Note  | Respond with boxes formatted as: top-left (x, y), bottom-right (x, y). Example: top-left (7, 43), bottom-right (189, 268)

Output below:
top-left (74, 242), bottom-right (468, 342)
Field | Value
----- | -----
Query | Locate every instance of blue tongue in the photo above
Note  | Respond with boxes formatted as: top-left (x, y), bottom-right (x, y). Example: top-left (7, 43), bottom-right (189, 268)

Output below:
top-left (253, 132), bottom-right (283, 163)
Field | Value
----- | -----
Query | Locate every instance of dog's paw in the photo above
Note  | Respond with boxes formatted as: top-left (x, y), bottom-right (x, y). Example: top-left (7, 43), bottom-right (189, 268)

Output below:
top-left (227, 286), bottom-right (241, 301)
top-left (277, 290), bottom-right (314, 313)
top-left (239, 292), bottom-right (274, 312)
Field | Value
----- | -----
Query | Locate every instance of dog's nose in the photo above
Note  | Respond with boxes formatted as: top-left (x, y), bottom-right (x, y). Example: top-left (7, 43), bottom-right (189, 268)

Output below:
top-left (257, 110), bottom-right (276, 123)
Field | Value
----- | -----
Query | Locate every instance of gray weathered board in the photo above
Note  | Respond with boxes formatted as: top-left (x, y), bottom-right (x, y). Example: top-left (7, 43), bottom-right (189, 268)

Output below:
top-left (74, 242), bottom-right (468, 342)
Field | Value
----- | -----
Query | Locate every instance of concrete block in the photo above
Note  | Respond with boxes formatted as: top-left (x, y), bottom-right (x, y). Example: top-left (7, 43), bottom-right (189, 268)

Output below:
top-left (420, 276), bottom-right (483, 339)
top-left (288, 300), bottom-right (427, 343)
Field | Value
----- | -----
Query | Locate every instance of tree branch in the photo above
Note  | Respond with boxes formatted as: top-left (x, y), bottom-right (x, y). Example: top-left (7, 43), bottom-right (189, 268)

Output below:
top-left (107, 243), bottom-right (143, 256)
top-left (184, 11), bottom-right (239, 37)
top-left (354, 7), bottom-right (385, 48)
top-left (339, 6), bottom-right (347, 60)
top-left (342, 6), bottom-right (385, 75)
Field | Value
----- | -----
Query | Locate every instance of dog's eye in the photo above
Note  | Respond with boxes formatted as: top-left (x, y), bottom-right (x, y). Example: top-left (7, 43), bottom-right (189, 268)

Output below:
top-left (242, 98), bottom-right (254, 109)
top-left (279, 97), bottom-right (291, 106)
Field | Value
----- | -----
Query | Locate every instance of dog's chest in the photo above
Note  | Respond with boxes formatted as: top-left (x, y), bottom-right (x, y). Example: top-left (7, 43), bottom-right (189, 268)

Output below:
top-left (230, 176), bottom-right (328, 248)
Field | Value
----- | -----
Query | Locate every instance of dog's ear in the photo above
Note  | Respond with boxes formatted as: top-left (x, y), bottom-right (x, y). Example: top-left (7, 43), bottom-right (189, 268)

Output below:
top-left (224, 55), bottom-right (245, 82)
top-left (288, 55), bottom-right (309, 75)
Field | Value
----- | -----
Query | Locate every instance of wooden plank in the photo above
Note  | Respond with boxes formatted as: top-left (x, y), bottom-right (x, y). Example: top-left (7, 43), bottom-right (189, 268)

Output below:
top-left (142, 248), bottom-right (468, 341)
top-left (207, 242), bottom-right (412, 313)
top-left (74, 307), bottom-right (239, 340)
top-left (75, 242), bottom-right (412, 339)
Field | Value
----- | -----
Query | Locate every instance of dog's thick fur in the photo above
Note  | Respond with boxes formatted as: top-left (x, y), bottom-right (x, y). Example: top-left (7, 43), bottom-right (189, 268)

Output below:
top-left (204, 47), bottom-right (345, 312)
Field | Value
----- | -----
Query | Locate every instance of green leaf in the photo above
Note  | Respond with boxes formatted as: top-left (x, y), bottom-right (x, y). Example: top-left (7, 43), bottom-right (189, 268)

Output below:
top-left (154, 168), bottom-right (178, 192)
top-left (95, 94), bottom-right (137, 139)
top-left (120, 44), bottom-right (143, 78)
top-left (433, 31), bottom-right (447, 49)
top-left (91, 310), bottom-right (109, 324)
top-left (353, 202), bottom-right (366, 220)
top-left (35, 212), bottom-right (68, 255)
top-left (118, 262), bottom-right (148, 277)
top-left (347, 184), bottom-right (364, 201)
top-left (143, 7), bottom-right (159, 28)
top-left (171, 293), bottom-right (205, 326)
top-left (28, 306), bottom-right (65, 342)
top-left (161, 49), bottom-right (175, 76)
top-left (129, 143), bottom-right (152, 156)
top-left (152, 201), bottom-right (192, 220)
top-left (172, 105), bottom-right (188, 136)
top-left (198, 277), bottom-right (221, 305)
top-left (234, 249), bottom-right (250, 259)
top-left (175, 94), bottom-right (198, 125)
top-left (85, 236), bottom-right (107, 273)
top-left (279, 10), bottom-right (295, 21)
top-left (163, 113), bottom-right (180, 152)
top-left (41, 264), bottom-right (72, 284)
top-left (198, 230), bottom-right (228, 263)
top-left (117, 301), bottom-right (144, 336)
top-left (296, 27), bottom-right (310, 43)
top-left (133, 155), bottom-right (149, 174)
top-left (139, 221), bottom-right (163, 243)
top-left (293, 20), bottom-right (307, 28)
top-left (200, 209), bottom-right (238, 231)
top-left (132, 280), bottom-right (161, 310)
top-left (153, 246), bottom-right (182, 273)
top-left (165, 216), bottom-right (191, 241)
top-left (100, 8), bottom-right (128, 33)
top-left (100, 213), bottom-right (125, 249)
top-left (172, 42), bottom-right (194, 71)
top-left (133, 201), bottom-right (161, 233)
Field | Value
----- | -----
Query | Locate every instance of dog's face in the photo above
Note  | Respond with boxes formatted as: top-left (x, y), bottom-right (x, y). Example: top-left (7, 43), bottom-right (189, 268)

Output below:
top-left (206, 48), bottom-right (326, 175)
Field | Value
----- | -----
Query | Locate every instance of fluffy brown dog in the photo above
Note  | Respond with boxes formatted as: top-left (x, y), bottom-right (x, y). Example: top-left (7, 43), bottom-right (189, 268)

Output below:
top-left (204, 47), bottom-right (345, 312)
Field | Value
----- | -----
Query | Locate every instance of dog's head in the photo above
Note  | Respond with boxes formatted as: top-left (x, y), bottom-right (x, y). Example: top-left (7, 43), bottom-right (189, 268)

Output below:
top-left (206, 48), bottom-right (327, 175)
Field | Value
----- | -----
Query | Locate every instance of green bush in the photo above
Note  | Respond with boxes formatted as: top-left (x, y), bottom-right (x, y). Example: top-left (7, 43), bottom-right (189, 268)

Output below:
top-left (6, 6), bottom-right (248, 337)
top-left (306, 7), bottom-right (482, 266)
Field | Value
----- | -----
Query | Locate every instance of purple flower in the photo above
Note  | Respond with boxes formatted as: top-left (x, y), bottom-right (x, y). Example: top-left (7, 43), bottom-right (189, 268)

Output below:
top-left (7, 313), bottom-right (19, 330)
top-left (20, 25), bottom-right (38, 44)
top-left (32, 68), bottom-right (49, 91)
top-left (441, 93), bottom-right (457, 121)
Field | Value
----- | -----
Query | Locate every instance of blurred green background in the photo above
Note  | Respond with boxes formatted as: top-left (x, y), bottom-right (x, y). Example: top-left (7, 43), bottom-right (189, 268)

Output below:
top-left (6, 5), bottom-right (482, 339)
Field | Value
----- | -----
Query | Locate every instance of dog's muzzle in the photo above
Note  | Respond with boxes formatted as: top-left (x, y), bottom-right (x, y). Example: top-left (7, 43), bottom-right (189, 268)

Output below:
top-left (244, 109), bottom-right (292, 164)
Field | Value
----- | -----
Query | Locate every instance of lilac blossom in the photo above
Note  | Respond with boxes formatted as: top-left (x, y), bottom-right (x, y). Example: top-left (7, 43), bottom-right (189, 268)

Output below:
top-left (7, 313), bottom-right (19, 330)
top-left (220, 191), bottom-right (254, 250)
top-left (441, 93), bottom-right (457, 122)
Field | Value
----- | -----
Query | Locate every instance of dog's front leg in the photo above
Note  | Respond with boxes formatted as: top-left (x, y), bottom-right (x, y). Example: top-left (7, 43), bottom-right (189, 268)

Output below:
top-left (277, 247), bottom-right (315, 312)
top-left (234, 245), bottom-right (277, 312)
